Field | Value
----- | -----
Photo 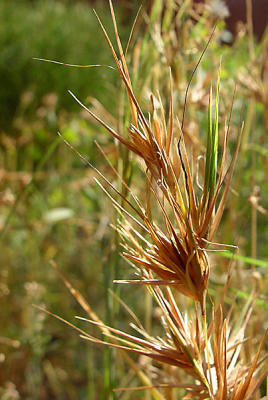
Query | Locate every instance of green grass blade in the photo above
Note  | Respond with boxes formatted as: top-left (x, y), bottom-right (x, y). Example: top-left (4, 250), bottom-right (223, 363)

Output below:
top-left (202, 86), bottom-right (213, 210)
top-left (208, 287), bottom-right (268, 309)
top-left (203, 68), bottom-right (220, 212)
top-left (211, 67), bottom-right (220, 198)
top-left (217, 251), bottom-right (268, 268)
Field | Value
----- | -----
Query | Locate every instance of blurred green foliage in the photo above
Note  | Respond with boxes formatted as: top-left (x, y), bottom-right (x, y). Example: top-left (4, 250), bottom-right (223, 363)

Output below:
top-left (0, 0), bottom-right (130, 131)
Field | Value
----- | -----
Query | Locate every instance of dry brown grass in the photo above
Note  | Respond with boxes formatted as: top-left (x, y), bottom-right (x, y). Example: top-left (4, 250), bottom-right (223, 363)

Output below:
top-left (42, 1), bottom-right (267, 398)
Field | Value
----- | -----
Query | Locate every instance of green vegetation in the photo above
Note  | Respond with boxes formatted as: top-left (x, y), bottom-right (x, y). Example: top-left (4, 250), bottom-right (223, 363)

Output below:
top-left (0, 0), bottom-right (130, 131)
top-left (0, 0), bottom-right (267, 399)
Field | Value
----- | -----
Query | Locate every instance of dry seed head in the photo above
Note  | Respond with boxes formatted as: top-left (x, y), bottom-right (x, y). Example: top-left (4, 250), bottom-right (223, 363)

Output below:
top-left (53, 2), bottom-right (267, 398)
top-left (68, 3), bottom-right (243, 306)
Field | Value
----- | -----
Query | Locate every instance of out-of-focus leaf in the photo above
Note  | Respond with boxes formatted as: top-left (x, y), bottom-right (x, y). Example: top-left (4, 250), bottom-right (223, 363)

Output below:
top-left (218, 251), bottom-right (268, 268)
top-left (43, 208), bottom-right (74, 223)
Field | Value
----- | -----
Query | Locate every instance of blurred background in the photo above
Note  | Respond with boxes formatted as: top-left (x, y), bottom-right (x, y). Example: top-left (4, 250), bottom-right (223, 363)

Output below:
top-left (0, 0), bottom-right (267, 399)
